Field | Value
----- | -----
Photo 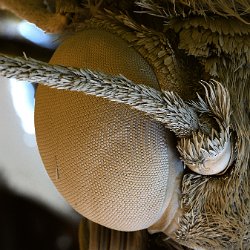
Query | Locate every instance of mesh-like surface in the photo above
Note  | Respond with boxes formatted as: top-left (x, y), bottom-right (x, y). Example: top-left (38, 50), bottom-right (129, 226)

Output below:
top-left (35, 29), bottom-right (172, 231)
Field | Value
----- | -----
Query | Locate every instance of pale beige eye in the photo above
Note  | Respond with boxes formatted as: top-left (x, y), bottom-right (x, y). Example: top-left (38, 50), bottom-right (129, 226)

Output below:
top-left (35, 29), bottom-right (184, 231)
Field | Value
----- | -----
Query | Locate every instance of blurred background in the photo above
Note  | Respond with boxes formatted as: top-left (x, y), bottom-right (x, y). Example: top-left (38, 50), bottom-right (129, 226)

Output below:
top-left (0, 9), bottom-right (81, 250)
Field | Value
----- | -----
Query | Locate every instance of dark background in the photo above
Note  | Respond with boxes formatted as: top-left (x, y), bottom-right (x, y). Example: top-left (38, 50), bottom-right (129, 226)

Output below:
top-left (0, 9), bottom-right (80, 250)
